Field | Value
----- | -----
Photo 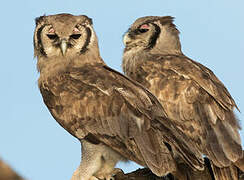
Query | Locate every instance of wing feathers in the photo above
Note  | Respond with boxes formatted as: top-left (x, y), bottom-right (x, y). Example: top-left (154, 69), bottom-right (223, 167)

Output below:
top-left (134, 128), bottom-right (176, 176)
top-left (40, 64), bottom-right (186, 176)
top-left (161, 56), bottom-right (237, 110)
top-left (129, 55), bottom-right (242, 169)
top-left (210, 160), bottom-right (239, 180)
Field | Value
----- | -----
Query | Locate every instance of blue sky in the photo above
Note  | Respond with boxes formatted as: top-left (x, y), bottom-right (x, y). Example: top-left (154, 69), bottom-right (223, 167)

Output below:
top-left (0, 0), bottom-right (243, 179)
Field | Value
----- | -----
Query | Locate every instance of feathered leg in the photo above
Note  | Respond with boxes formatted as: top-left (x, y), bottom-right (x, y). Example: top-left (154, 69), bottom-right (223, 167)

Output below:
top-left (71, 140), bottom-right (123, 180)
top-left (71, 141), bottom-right (103, 180)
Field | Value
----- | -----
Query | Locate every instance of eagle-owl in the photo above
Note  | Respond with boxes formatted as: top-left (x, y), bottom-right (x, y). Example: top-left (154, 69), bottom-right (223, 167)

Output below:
top-left (33, 13), bottom-right (203, 179)
top-left (122, 16), bottom-right (243, 179)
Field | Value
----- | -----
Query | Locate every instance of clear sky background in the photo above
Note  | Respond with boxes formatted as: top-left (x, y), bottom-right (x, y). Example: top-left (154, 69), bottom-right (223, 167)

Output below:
top-left (0, 0), bottom-right (243, 180)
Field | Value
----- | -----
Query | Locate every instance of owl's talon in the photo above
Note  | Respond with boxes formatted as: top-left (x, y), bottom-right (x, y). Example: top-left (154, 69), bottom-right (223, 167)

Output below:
top-left (103, 175), bottom-right (115, 180)
top-left (112, 168), bottom-right (123, 175)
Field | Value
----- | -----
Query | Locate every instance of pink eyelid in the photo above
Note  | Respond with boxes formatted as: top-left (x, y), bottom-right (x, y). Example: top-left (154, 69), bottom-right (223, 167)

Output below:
top-left (73, 27), bottom-right (79, 33)
top-left (48, 28), bottom-right (55, 33)
top-left (140, 24), bottom-right (150, 29)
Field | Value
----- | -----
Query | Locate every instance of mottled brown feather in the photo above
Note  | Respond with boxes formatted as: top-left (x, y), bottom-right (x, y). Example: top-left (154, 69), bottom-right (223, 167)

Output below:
top-left (39, 62), bottom-right (182, 175)
top-left (124, 53), bottom-right (242, 167)
top-left (34, 14), bottom-right (183, 177)
top-left (122, 16), bottom-right (242, 178)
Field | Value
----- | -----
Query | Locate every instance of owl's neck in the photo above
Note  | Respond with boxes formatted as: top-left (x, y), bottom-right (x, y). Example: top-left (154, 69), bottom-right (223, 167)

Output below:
top-left (122, 48), bottom-right (184, 77)
top-left (37, 52), bottom-right (104, 86)
top-left (122, 50), bottom-right (149, 76)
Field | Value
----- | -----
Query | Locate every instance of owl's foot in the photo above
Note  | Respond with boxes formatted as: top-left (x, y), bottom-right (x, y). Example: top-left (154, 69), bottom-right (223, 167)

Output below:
top-left (96, 175), bottom-right (114, 180)
top-left (110, 168), bottom-right (124, 178)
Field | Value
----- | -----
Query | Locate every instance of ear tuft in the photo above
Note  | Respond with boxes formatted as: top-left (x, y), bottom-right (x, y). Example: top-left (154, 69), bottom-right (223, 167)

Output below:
top-left (159, 16), bottom-right (175, 26)
top-left (79, 15), bottom-right (93, 25)
top-left (86, 16), bottom-right (93, 25)
top-left (35, 15), bottom-right (46, 26)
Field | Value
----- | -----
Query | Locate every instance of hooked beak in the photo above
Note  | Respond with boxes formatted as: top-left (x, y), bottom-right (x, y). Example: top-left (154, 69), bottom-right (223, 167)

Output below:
top-left (123, 33), bottom-right (132, 46)
top-left (60, 39), bottom-right (68, 56)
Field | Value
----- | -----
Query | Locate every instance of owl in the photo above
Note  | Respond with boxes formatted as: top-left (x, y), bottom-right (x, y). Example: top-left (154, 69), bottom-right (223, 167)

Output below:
top-left (122, 16), bottom-right (243, 179)
top-left (33, 13), bottom-right (202, 180)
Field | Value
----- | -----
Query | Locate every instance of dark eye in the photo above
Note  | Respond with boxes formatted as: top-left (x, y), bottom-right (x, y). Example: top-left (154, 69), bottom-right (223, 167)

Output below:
top-left (47, 34), bottom-right (58, 40)
top-left (70, 34), bottom-right (81, 39)
top-left (138, 29), bottom-right (149, 33)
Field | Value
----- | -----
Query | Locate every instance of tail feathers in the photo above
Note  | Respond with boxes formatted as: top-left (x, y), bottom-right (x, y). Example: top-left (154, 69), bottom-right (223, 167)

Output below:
top-left (210, 160), bottom-right (239, 180)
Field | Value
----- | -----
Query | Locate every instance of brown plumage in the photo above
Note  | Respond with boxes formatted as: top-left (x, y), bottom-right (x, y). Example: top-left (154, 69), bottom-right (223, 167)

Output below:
top-left (34, 13), bottom-right (203, 179)
top-left (122, 16), bottom-right (243, 179)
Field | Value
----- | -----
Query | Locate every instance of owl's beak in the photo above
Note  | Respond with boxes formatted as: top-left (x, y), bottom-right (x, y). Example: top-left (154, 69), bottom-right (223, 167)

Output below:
top-left (123, 33), bottom-right (132, 46)
top-left (60, 39), bottom-right (68, 56)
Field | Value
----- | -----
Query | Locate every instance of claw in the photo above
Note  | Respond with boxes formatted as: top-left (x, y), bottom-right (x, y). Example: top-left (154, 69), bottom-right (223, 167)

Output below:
top-left (107, 177), bottom-right (115, 180)
top-left (112, 168), bottom-right (124, 175)
top-left (104, 168), bottom-right (124, 180)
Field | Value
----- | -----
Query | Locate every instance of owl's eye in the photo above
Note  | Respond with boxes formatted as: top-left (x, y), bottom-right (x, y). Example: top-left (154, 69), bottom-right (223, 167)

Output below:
top-left (47, 34), bottom-right (58, 40)
top-left (70, 34), bottom-right (81, 39)
top-left (138, 29), bottom-right (149, 33)
top-left (138, 24), bottom-right (150, 33)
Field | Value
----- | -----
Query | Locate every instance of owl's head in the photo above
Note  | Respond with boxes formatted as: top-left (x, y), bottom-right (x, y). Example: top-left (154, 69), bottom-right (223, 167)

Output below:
top-left (34, 13), bottom-right (99, 59)
top-left (123, 16), bottom-right (182, 55)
